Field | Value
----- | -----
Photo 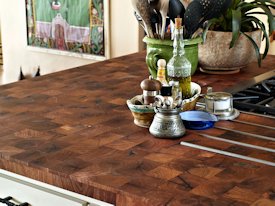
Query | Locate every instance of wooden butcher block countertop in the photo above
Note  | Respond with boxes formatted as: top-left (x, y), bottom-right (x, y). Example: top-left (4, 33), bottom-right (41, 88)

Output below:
top-left (0, 52), bottom-right (274, 206)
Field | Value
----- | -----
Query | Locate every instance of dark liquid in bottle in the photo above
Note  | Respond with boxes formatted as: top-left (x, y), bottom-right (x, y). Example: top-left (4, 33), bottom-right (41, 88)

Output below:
top-left (167, 76), bottom-right (191, 99)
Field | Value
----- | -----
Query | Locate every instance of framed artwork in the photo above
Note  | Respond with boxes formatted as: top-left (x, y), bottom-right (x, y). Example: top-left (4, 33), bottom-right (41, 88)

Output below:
top-left (25, 0), bottom-right (110, 60)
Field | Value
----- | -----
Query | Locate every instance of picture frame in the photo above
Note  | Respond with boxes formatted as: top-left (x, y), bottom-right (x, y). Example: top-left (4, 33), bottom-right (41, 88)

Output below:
top-left (25, 0), bottom-right (110, 60)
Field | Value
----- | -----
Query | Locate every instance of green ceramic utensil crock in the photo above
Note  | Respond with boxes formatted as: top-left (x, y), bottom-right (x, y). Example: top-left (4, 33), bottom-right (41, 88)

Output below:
top-left (143, 37), bottom-right (202, 78)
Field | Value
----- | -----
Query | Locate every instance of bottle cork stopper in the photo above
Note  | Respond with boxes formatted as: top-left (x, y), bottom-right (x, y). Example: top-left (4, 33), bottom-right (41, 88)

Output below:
top-left (157, 59), bottom-right (166, 68)
top-left (175, 18), bottom-right (182, 29)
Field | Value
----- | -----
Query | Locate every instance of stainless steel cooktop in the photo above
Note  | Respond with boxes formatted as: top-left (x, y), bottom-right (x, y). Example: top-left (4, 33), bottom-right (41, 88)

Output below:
top-left (227, 70), bottom-right (275, 117)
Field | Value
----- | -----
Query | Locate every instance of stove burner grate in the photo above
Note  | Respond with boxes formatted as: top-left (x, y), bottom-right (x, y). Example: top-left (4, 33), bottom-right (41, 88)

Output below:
top-left (233, 76), bottom-right (275, 116)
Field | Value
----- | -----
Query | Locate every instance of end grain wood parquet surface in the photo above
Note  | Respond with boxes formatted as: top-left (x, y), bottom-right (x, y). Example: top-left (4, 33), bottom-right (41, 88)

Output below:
top-left (0, 52), bottom-right (274, 205)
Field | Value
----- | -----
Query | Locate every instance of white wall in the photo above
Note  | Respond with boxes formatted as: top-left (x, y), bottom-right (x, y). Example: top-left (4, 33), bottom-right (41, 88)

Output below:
top-left (0, 0), bottom-right (141, 84)
top-left (110, 0), bottom-right (143, 58)
top-left (255, 12), bottom-right (275, 55)
top-left (246, 0), bottom-right (275, 55)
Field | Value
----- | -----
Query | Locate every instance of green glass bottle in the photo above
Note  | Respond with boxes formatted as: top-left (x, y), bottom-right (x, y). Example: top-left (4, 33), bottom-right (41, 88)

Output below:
top-left (167, 18), bottom-right (192, 99)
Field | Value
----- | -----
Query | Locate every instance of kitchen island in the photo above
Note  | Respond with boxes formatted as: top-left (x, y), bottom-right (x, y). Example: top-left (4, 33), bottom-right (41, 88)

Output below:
top-left (0, 52), bottom-right (274, 206)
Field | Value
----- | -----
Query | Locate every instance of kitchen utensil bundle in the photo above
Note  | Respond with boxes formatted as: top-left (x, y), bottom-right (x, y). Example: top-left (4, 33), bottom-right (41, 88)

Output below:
top-left (184, 0), bottom-right (232, 38)
top-left (154, 95), bottom-right (182, 110)
top-left (149, 94), bottom-right (186, 138)
top-left (132, 0), bottom-right (232, 39)
top-left (131, 0), bottom-right (155, 38)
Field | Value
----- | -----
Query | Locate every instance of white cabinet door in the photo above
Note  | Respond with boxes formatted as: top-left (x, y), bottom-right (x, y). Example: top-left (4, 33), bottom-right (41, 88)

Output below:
top-left (0, 169), bottom-right (113, 206)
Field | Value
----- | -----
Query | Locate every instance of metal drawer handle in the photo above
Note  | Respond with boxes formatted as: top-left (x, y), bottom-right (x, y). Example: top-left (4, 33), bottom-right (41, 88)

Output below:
top-left (0, 196), bottom-right (29, 206)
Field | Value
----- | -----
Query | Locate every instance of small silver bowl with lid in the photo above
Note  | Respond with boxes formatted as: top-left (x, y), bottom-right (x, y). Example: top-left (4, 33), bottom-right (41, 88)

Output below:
top-left (204, 88), bottom-right (239, 120)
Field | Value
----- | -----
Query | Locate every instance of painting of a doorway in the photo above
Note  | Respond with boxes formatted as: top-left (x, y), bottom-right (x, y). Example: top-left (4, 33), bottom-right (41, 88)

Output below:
top-left (26, 0), bottom-right (109, 59)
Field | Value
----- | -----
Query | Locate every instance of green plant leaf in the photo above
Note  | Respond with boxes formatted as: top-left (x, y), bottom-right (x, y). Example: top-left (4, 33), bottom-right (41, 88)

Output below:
top-left (240, 31), bottom-right (261, 67)
top-left (202, 19), bottom-right (220, 42)
top-left (251, 0), bottom-right (275, 6)
top-left (246, 12), bottom-right (270, 15)
top-left (242, 16), bottom-right (269, 59)
top-left (236, 0), bottom-right (246, 8)
top-left (230, 9), bottom-right (242, 48)
top-left (239, 4), bottom-right (258, 13)
top-left (239, 2), bottom-right (275, 35)
top-left (254, 4), bottom-right (275, 35)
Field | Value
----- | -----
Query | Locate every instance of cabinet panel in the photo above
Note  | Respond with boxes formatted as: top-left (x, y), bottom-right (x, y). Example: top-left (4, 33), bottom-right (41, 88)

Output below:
top-left (0, 169), bottom-right (113, 206)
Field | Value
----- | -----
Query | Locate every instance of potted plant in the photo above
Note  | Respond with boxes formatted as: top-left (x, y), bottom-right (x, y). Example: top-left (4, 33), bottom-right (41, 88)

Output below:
top-left (131, 0), bottom-right (234, 77)
top-left (131, 0), bottom-right (204, 78)
top-left (199, 0), bottom-right (275, 74)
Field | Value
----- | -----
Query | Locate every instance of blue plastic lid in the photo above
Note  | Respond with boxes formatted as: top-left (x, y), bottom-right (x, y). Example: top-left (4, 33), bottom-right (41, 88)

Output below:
top-left (179, 111), bottom-right (218, 130)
